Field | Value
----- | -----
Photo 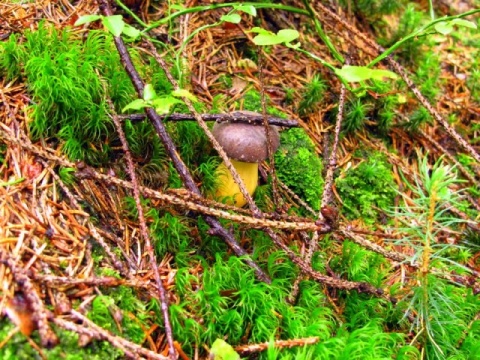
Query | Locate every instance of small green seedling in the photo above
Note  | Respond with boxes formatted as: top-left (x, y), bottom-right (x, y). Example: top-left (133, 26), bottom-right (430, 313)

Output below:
top-left (250, 27), bottom-right (300, 46)
top-left (122, 84), bottom-right (197, 114)
top-left (334, 66), bottom-right (398, 83)
top-left (74, 14), bottom-right (141, 39)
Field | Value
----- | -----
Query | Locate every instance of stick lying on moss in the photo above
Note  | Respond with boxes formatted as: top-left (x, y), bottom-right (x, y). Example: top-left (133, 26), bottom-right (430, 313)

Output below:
top-left (120, 112), bottom-right (299, 127)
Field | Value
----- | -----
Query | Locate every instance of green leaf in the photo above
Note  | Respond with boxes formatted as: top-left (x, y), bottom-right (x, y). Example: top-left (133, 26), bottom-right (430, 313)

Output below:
top-left (172, 89), bottom-right (198, 102)
top-left (210, 339), bottom-right (240, 360)
top-left (434, 18), bottom-right (477, 35)
top-left (74, 15), bottom-right (102, 26)
top-left (434, 21), bottom-right (454, 35)
top-left (450, 18), bottom-right (477, 29)
top-left (335, 66), bottom-right (398, 83)
top-left (248, 27), bottom-right (273, 35)
top-left (102, 15), bottom-right (125, 37)
top-left (276, 29), bottom-right (300, 44)
top-left (122, 24), bottom-right (141, 39)
top-left (122, 99), bottom-right (147, 112)
top-left (152, 96), bottom-right (183, 114)
top-left (143, 84), bottom-right (157, 102)
top-left (252, 28), bottom-right (299, 46)
top-left (235, 5), bottom-right (257, 17)
top-left (221, 13), bottom-right (241, 24)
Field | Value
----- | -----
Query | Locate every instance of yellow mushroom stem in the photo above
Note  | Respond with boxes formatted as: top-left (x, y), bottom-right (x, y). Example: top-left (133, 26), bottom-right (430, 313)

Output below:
top-left (214, 159), bottom-right (258, 207)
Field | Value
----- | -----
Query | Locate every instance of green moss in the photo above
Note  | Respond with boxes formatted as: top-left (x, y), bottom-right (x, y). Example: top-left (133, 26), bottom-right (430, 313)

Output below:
top-left (275, 128), bottom-right (323, 212)
top-left (147, 211), bottom-right (193, 266)
top-left (197, 157), bottom-right (221, 196)
top-left (401, 106), bottom-right (432, 133)
top-left (87, 286), bottom-right (151, 345)
top-left (123, 119), bottom-right (169, 188)
top-left (211, 93), bottom-right (229, 113)
top-left (0, 320), bottom-right (123, 359)
top-left (336, 152), bottom-right (397, 224)
top-left (367, 80), bottom-right (400, 134)
top-left (169, 252), bottom-right (339, 358)
top-left (239, 89), bottom-right (287, 118)
top-left (0, 24), bottom-right (120, 163)
top-left (0, 33), bottom-right (24, 80)
top-left (298, 74), bottom-right (327, 116)
top-left (335, 241), bottom-right (389, 286)
top-left (217, 74), bottom-right (233, 89)
top-left (170, 121), bottom-right (212, 167)
top-left (283, 87), bottom-right (295, 106)
top-left (343, 98), bottom-right (373, 134)
top-left (0, 22), bottom-right (176, 167)
top-left (413, 52), bottom-right (441, 101)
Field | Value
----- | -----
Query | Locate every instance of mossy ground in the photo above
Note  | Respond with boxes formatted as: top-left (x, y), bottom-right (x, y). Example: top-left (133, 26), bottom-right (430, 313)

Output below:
top-left (0, 1), bottom-right (479, 359)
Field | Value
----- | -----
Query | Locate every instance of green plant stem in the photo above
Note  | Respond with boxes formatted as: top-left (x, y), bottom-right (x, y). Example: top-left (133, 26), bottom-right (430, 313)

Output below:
top-left (175, 22), bottom-right (221, 84)
top-left (428, 0), bottom-right (435, 20)
top-left (143, 2), bottom-right (309, 33)
top-left (301, 0), bottom-right (344, 63)
top-left (292, 46), bottom-right (351, 90)
top-left (115, 0), bottom-right (148, 28)
top-left (419, 190), bottom-right (437, 345)
top-left (421, 192), bottom-right (437, 276)
top-left (291, 46), bottom-right (338, 74)
top-left (368, 9), bottom-right (480, 67)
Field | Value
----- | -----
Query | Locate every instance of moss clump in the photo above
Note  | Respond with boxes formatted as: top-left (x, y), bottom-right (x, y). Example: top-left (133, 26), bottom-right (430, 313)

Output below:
top-left (275, 128), bottom-right (323, 212)
top-left (336, 152), bottom-right (397, 224)
top-left (170, 253), bottom-right (339, 358)
top-left (0, 22), bottom-right (173, 166)
top-left (298, 74), bottom-right (327, 116)
top-left (87, 286), bottom-right (151, 345)
top-left (401, 106), bottom-right (432, 133)
top-left (343, 98), bottom-right (373, 134)
top-left (0, 320), bottom-right (123, 359)
top-left (239, 89), bottom-right (287, 118)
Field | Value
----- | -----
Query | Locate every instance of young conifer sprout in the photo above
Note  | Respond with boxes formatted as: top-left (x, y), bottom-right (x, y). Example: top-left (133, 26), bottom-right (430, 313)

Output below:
top-left (212, 117), bottom-right (280, 207)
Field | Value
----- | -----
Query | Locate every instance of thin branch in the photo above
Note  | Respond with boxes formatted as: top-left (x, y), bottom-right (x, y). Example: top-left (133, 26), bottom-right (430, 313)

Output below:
top-left (119, 112), bottom-right (299, 127)
top-left (320, 80), bottom-right (346, 210)
top-left (235, 336), bottom-right (319, 355)
top-left (337, 228), bottom-right (409, 263)
top-left (108, 100), bottom-right (177, 359)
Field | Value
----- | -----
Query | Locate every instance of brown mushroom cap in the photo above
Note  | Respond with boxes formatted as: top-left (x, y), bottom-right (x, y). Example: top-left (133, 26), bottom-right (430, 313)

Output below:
top-left (212, 122), bottom-right (280, 163)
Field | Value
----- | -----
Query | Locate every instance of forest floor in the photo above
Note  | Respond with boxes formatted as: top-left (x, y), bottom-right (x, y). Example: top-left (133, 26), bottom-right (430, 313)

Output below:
top-left (0, 0), bottom-right (479, 359)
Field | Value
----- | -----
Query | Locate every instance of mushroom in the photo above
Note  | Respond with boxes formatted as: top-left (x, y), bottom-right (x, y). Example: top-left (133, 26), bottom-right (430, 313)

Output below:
top-left (212, 118), bottom-right (280, 207)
